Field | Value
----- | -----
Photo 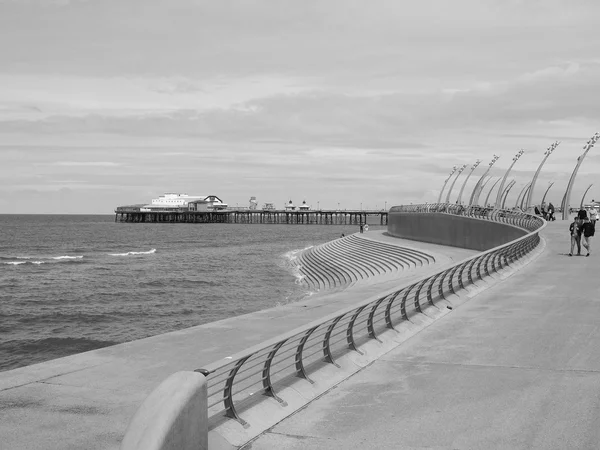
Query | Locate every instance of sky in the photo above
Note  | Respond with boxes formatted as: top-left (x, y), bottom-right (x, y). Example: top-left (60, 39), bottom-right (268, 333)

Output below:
top-left (1, 0), bottom-right (599, 214)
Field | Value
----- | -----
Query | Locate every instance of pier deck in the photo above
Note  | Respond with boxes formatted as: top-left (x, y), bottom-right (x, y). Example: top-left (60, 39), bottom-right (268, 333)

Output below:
top-left (114, 208), bottom-right (388, 225)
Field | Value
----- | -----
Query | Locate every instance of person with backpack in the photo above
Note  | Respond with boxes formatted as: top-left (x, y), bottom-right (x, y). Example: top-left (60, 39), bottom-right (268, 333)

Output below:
top-left (581, 217), bottom-right (595, 257)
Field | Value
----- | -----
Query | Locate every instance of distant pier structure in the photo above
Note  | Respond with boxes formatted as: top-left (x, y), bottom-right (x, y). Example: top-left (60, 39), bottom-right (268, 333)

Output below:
top-left (114, 207), bottom-right (388, 226)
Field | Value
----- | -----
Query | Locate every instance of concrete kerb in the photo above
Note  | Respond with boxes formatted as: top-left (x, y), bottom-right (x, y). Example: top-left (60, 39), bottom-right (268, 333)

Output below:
top-left (209, 236), bottom-right (546, 449)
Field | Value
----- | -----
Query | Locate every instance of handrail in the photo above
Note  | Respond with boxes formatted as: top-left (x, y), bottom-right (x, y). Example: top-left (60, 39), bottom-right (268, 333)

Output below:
top-left (196, 203), bottom-right (545, 427)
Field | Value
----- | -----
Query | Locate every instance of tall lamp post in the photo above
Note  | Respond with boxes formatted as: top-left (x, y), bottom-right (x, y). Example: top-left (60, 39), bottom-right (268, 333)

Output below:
top-left (437, 166), bottom-right (458, 203)
top-left (541, 181), bottom-right (554, 207)
top-left (495, 149), bottom-right (525, 209)
top-left (445, 164), bottom-right (467, 204)
top-left (469, 155), bottom-right (500, 206)
top-left (520, 184), bottom-right (531, 210)
top-left (483, 177), bottom-right (502, 208)
top-left (561, 133), bottom-right (600, 220)
top-left (501, 179), bottom-right (516, 209)
top-left (515, 182), bottom-right (532, 210)
top-left (525, 141), bottom-right (559, 211)
top-left (581, 184), bottom-right (594, 209)
top-left (456, 160), bottom-right (481, 205)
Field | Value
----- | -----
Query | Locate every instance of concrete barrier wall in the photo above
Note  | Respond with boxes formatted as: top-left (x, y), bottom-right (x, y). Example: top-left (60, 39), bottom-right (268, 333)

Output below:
top-left (120, 371), bottom-right (208, 450)
top-left (387, 212), bottom-right (527, 251)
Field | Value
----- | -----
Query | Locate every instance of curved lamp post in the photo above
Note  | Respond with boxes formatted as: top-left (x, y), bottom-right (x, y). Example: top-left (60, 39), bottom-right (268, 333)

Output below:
top-left (520, 184), bottom-right (532, 210)
top-left (457, 160), bottom-right (482, 205)
top-left (469, 155), bottom-right (500, 206)
top-left (484, 177), bottom-right (502, 208)
top-left (525, 141), bottom-right (560, 211)
top-left (445, 164), bottom-right (467, 203)
top-left (580, 183), bottom-right (594, 209)
top-left (501, 179), bottom-right (516, 209)
top-left (437, 166), bottom-right (458, 203)
top-left (495, 149), bottom-right (525, 209)
top-left (541, 181), bottom-right (555, 207)
top-left (515, 181), bottom-right (532, 210)
top-left (561, 133), bottom-right (600, 219)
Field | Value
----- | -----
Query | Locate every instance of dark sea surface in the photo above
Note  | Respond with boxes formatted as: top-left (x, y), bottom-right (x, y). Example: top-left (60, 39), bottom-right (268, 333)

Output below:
top-left (0, 215), bottom-right (384, 372)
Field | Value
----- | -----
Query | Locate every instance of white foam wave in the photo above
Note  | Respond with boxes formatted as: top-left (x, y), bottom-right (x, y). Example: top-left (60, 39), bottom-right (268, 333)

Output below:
top-left (52, 256), bottom-right (83, 260)
top-left (3, 260), bottom-right (46, 265)
top-left (283, 245), bottom-right (313, 263)
top-left (109, 248), bottom-right (157, 256)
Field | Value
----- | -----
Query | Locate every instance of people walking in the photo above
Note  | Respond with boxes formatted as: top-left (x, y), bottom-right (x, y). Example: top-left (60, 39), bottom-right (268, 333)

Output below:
top-left (547, 202), bottom-right (555, 221)
top-left (581, 217), bottom-right (595, 257)
top-left (569, 216), bottom-right (583, 256)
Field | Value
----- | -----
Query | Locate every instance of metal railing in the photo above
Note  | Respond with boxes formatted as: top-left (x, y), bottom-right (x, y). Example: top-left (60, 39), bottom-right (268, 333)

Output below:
top-left (196, 204), bottom-right (545, 427)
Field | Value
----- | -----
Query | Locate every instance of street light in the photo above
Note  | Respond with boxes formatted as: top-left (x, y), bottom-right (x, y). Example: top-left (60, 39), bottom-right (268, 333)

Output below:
top-left (445, 164), bottom-right (468, 204)
top-left (470, 154), bottom-right (499, 206)
top-left (437, 165), bottom-right (458, 203)
top-left (456, 159), bottom-right (481, 205)
top-left (562, 132), bottom-right (600, 219)
top-left (525, 141), bottom-right (559, 211)
top-left (495, 149), bottom-right (525, 209)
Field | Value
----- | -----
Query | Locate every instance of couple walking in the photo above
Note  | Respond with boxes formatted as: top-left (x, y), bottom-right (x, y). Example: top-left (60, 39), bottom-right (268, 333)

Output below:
top-left (569, 209), bottom-right (595, 256)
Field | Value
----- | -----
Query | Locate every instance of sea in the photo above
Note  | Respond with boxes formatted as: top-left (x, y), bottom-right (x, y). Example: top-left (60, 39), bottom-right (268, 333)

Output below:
top-left (0, 215), bottom-right (384, 373)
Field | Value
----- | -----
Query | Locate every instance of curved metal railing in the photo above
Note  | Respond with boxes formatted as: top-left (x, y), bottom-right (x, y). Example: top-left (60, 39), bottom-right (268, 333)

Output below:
top-left (196, 204), bottom-right (545, 427)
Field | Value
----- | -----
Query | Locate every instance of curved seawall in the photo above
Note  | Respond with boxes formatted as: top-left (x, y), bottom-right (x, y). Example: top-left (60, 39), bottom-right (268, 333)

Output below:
top-left (388, 211), bottom-right (527, 251)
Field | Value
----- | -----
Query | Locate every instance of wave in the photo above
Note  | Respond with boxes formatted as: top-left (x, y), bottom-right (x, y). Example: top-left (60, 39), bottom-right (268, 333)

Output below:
top-left (1, 255), bottom-right (83, 265)
top-left (283, 245), bottom-right (313, 264)
top-left (109, 248), bottom-right (157, 256)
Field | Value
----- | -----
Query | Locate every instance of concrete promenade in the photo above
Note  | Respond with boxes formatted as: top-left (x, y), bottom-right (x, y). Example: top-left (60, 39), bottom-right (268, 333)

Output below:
top-left (0, 232), bottom-right (475, 450)
top-left (248, 220), bottom-right (600, 450)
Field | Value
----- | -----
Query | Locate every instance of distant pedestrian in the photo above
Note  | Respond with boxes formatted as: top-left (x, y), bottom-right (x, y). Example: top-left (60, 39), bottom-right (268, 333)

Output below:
top-left (581, 218), bottom-right (595, 257)
top-left (340, 233), bottom-right (345, 238)
top-left (578, 208), bottom-right (588, 220)
top-left (569, 216), bottom-right (583, 256)
top-left (359, 224), bottom-right (364, 233)
top-left (547, 203), bottom-right (555, 221)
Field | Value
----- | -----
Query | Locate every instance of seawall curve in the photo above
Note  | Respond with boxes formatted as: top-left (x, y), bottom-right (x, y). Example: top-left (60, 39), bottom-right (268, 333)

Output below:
top-left (388, 204), bottom-right (527, 251)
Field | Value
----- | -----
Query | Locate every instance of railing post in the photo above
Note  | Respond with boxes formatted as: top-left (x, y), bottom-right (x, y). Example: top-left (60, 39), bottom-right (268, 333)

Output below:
top-left (262, 341), bottom-right (288, 405)
top-left (223, 355), bottom-right (251, 427)
top-left (384, 291), bottom-right (402, 330)
top-left (426, 272), bottom-right (442, 305)
top-left (295, 326), bottom-right (319, 383)
top-left (367, 297), bottom-right (387, 341)
top-left (400, 284), bottom-right (416, 320)
top-left (414, 280), bottom-right (427, 313)
top-left (347, 305), bottom-right (367, 352)
top-left (323, 316), bottom-right (344, 367)
top-left (437, 269), bottom-right (450, 300)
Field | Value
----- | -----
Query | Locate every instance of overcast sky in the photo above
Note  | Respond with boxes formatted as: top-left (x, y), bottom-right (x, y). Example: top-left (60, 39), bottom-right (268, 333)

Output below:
top-left (1, 0), bottom-right (599, 213)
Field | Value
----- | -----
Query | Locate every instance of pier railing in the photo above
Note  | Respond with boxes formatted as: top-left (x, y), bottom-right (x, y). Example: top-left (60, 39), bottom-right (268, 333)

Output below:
top-left (195, 204), bottom-right (545, 429)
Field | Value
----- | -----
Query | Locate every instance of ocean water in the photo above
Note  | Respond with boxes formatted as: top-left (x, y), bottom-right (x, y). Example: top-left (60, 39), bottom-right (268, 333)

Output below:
top-left (0, 215), bottom-right (383, 372)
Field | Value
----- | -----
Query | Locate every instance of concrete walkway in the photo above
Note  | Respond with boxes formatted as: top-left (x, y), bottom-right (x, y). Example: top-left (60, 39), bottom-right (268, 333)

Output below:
top-left (248, 220), bottom-right (600, 450)
top-left (0, 232), bottom-right (476, 450)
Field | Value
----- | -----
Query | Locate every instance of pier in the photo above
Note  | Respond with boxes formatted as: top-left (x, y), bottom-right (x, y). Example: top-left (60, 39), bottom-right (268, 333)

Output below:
top-left (114, 207), bottom-right (388, 225)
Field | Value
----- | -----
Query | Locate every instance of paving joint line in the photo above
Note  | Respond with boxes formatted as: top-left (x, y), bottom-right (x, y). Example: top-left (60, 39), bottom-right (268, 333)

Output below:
top-left (389, 359), bottom-right (600, 374)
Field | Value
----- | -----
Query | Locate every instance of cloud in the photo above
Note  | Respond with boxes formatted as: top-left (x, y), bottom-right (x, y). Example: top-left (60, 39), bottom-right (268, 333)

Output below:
top-left (51, 161), bottom-right (122, 167)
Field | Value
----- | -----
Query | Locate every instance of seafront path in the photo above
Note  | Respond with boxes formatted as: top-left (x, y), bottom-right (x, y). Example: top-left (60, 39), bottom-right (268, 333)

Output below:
top-left (248, 220), bottom-right (600, 450)
top-left (0, 230), bottom-right (476, 450)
